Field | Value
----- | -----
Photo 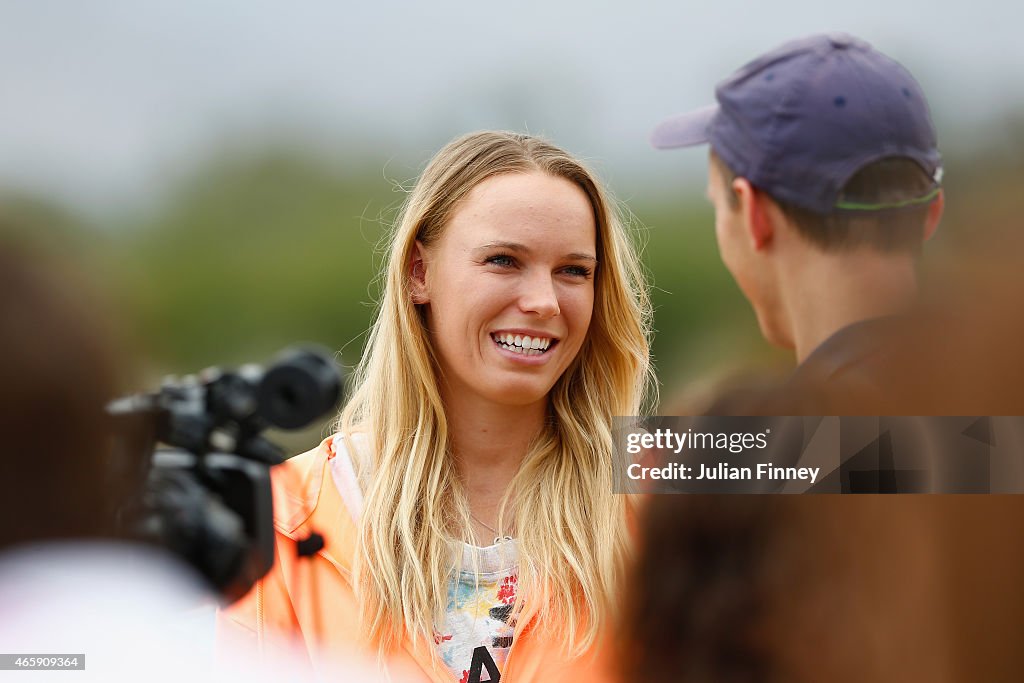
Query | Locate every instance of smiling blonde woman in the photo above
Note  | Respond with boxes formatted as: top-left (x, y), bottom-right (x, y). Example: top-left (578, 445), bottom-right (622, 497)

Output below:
top-left (219, 131), bottom-right (652, 683)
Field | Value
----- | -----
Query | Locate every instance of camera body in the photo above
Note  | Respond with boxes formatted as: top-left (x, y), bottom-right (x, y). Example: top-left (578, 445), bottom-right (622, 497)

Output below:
top-left (108, 347), bottom-right (342, 602)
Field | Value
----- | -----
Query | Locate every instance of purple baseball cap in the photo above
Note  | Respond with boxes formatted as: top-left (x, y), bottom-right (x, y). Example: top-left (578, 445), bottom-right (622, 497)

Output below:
top-left (651, 33), bottom-right (942, 214)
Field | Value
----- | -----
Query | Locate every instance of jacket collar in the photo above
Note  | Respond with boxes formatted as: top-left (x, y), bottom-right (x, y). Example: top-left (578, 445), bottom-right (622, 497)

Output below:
top-left (272, 436), bottom-right (455, 681)
top-left (269, 435), bottom-right (564, 682)
top-left (270, 435), bottom-right (356, 576)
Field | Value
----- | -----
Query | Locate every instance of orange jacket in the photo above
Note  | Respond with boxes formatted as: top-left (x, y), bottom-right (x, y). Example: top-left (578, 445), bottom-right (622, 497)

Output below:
top-left (217, 436), bottom-right (616, 683)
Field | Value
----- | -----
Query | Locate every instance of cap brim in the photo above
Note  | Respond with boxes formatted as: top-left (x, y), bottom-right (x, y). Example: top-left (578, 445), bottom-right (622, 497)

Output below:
top-left (650, 104), bottom-right (718, 149)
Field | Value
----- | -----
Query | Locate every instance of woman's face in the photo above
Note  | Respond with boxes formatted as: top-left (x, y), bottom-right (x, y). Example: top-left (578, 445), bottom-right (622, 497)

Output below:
top-left (413, 171), bottom-right (597, 409)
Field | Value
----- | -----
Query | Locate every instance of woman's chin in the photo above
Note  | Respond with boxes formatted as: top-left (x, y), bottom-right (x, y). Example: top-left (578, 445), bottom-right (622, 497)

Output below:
top-left (479, 379), bottom-right (555, 409)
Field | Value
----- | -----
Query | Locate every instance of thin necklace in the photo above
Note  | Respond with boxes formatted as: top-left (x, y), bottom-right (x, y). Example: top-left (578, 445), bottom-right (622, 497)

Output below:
top-left (469, 512), bottom-right (514, 545)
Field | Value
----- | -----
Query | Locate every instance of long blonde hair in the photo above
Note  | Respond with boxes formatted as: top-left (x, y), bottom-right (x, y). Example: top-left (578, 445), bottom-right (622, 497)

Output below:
top-left (338, 131), bottom-right (653, 655)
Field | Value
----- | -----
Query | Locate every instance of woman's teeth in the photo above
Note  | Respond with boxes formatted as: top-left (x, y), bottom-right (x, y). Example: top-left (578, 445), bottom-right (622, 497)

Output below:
top-left (492, 333), bottom-right (553, 356)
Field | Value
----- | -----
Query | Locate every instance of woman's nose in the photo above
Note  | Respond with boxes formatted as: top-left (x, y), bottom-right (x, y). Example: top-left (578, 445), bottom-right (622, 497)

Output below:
top-left (518, 273), bottom-right (560, 318)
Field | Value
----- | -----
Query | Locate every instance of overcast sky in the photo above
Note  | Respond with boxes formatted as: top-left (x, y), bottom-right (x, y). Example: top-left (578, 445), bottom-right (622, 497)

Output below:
top-left (2, 0), bottom-right (1023, 213)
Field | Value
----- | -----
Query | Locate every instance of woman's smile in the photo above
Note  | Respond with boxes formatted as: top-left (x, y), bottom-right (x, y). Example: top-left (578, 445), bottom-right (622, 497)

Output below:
top-left (489, 330), bottom-right (560, 362)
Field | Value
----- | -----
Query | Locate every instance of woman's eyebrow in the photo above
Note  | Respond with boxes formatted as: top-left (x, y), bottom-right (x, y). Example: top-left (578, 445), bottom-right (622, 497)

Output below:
top-left (475, 241), bottom-right (597, 262)
top-left (476, 240), bottom-right (529, 253)
top-left (566, 252), bottom-right (598, 262)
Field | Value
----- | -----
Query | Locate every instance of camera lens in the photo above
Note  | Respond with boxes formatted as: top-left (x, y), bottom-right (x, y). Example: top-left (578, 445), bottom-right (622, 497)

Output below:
top-left (257, 347), bottom-right (342, 429)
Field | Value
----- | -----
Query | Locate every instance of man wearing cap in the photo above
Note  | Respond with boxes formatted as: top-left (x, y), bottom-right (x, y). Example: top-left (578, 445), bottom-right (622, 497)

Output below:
top-left (651, 33), bottom-right (945, 410)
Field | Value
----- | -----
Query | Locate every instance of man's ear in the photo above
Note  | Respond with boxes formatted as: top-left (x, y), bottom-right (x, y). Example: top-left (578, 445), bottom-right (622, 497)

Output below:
top-left (923, 189), bottom-right (944, 242)
top-left (410, 240), bottom-right (429, 304)
top-left (733, 177), bottom-right (774, 250)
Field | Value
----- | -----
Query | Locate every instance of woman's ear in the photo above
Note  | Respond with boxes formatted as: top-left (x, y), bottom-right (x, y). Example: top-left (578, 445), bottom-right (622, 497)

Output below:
top-left (410, 241), bottom-right (429, 304)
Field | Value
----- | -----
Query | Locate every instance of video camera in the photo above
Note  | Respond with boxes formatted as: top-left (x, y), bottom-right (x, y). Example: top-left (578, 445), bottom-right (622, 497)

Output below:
top-left (107, 347), bottom-right (342, 602)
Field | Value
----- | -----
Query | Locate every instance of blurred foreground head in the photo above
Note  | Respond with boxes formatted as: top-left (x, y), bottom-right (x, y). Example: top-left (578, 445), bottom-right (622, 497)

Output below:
top-left (620, 494), bottom-right (1024, 682)
top-left (0, 234), bottom-right (127, 550)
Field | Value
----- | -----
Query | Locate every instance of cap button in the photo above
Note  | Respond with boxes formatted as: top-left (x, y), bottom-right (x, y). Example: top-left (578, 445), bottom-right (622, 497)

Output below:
top-left (827, 33), bottom-right (854, 48)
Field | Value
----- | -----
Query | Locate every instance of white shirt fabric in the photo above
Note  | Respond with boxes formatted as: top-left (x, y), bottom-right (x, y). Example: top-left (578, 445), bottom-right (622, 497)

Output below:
top-left (0, 541), bottom-right (329, 682)
top-left (0, 541), bottom-right (222, 682)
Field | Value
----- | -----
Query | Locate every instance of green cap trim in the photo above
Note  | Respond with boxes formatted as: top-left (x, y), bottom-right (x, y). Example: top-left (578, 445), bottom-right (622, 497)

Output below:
top-left (835, 186), bottom-right (941, 211)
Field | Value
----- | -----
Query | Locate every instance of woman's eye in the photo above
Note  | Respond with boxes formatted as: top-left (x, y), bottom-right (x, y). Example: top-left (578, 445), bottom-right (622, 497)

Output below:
top-left (485, 254), bottom-right (516, 267)
top-left (562, 265), bottom-right (593, 278)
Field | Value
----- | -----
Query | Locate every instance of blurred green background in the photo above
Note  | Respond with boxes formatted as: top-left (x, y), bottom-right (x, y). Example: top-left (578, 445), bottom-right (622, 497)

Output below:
top-left (4, 119), bottom-right (1023, 427)
top-left (3, 2), bottom-right (1024, 450)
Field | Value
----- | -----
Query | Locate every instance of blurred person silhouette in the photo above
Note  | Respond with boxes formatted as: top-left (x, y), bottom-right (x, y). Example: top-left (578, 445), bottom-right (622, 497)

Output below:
top-left (620, 272), bottom-right (1024, 678)
top-left (0, 241), bottom-right (127, 550)
top-left (0, 235), bottom-right (326, 682)
top-left (618, 492), bottom-right (1024, 683)
top-left (0, 236), bottom-right (217, 680)
top-left (651, 33), bottom-right (944, 413)
top-left (219, 131), bottom-right (653, 682)
top-left (624, 235), bottom-right (1024, 681)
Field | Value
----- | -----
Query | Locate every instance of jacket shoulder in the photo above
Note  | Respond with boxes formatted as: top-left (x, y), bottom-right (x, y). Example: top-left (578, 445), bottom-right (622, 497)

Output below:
top-left (270, 437), bottom-right (334, 535)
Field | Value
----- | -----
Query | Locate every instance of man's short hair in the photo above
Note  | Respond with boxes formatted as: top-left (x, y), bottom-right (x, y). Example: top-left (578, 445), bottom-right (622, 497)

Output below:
top-left (710, 149), bottom-right (935, 253)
